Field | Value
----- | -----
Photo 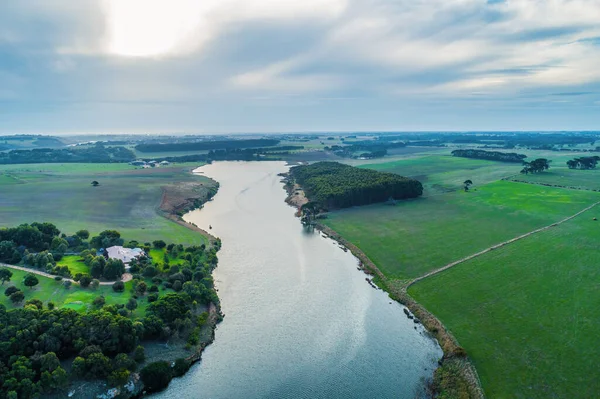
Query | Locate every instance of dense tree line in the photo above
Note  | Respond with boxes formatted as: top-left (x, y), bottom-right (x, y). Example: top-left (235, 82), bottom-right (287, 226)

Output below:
top-left (0, 144), bottom-right (135, 164)
top-left (520, 158), bottom-right (551, 174)
top-left (451, 149), bottom-right (528, 163)
top-left (566, 156), bottom-right (600, 169)
top-left (325, 141), bottom-right (406, 159)
top-left (135, 139), bottom-right (280, 153)
top-left (290, 162), bottom-right (423, 209)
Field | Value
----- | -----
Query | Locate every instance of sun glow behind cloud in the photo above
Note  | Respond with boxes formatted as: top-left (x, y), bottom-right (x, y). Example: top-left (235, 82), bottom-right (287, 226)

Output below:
top-left (105, 0), bottom-right (209, 57)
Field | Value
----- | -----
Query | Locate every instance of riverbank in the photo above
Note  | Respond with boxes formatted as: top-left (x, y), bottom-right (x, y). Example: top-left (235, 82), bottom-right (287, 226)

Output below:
top-left (282, 178), bottom-right (482, 398)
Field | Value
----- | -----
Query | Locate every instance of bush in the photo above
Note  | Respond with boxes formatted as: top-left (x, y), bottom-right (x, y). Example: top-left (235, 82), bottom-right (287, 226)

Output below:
top-left (63, 280), bottom-right (72, 289)
top-left (54, 276), bottom-right (63, 281)
top-left (140, 361), bottom-right (172, 393)
top-left (112, 281), bottom-right (125, 292)
top-left (133, 345), bottom-right (146, 363)
top-left (147, 293), bottom-right (159, 303)
top-left (173, 358), bottom-right (190, 377)
top-left (152, 240), bottom-right (167, 249)
top-left (93, 296), bottom-right (106, 308)
top-left (4, 286), bottom-right (19, 297)
top-left (10, 290), bottom-right (24, 304)
top-left (79, 275), bottom-right (92, 288)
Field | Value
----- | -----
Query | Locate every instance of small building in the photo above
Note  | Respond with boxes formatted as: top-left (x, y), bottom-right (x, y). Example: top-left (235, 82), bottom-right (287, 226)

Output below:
top-left (106, 246), bottom-right (146, 270)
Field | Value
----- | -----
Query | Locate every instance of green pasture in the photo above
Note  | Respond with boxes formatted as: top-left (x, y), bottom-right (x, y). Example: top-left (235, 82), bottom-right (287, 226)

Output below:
top-left (0, 163), bottom-right (212, 245)
top-left (0, 268), bottom-right (158, 317)
top-left (148, 248), bottom-right (185, 269)
top-left (508, 166), bottom-right (600, 191)
top-left (57, 255), bottom-right (89, 275)
top-left (360, 155), bottom-right (521, 195)
top-left (409, 212), bottom-right (600, 398)
top-left (323, 180), bottom-right (600, 279)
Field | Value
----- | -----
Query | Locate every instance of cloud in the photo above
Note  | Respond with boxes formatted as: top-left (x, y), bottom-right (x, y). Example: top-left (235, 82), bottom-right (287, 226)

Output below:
top-left (1, 0), bottom-right (600, 132)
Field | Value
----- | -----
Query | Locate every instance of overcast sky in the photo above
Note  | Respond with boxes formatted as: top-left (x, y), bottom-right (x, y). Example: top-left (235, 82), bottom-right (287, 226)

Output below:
top-left (1, 0), bottom-right (600, 134)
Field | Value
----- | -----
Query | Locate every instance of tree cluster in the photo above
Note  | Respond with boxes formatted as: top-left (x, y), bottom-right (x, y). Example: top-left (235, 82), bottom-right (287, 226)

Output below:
top-left (289, 162), bottom-right (423, 209)
top-left (520, 158), bottom-right (551, 174)
top-left (451, 149), bottom-right (527, 163)
top-left (566, 156), bottom-right (600, 170)
top-left (0, 144), bottom-right (135, 164)
top-left (135, 138), bottom-right (280, 153)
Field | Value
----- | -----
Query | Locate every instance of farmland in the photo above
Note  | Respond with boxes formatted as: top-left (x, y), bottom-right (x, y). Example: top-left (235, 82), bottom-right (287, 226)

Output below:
top-left (0, 162), bottom-right (215, 245)
top-left (323, 180), bottom-right (600, 279)
top-left (408, 212), bottom-right (600, 398)
top-left (508, 166), bottom-right (600, 191)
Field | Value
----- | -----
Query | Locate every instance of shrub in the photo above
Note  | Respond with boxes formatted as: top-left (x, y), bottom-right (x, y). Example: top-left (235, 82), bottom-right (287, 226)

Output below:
top-left (112, 281), bottom-right (125, 292)
top-left (140, 361), bottom-right (172, 393)
top-left (173, 358), bottom-right (191, 377)
top-left (152, 240), bottom-right (167, 249)
top-left (133, 345), bottom-right (146, 363)
top-left (4, 286), bottom-right (19, 297)
top-left (79, 275), bottom-right (92, 288)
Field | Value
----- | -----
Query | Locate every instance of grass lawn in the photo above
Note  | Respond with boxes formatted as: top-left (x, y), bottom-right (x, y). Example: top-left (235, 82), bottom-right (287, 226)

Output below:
top-left (0, 162), bottom-right (213, 245)
top-left (0, 268), bottom-right (159, 318)
top-left (57, 255), bottom-right (89, 275)
top-left (148, 248), bottom-right (186, 269)
top-left (508, 166), bottom-right (600, 191)
top-left (323, 180), bottom-right (600, 279)
top-left (408, 212), bottom-right (600, 398)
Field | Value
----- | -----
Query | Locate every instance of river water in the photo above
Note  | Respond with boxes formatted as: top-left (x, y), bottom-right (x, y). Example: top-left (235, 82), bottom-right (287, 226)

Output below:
top-left (155, 161), bottom-right (441, 399)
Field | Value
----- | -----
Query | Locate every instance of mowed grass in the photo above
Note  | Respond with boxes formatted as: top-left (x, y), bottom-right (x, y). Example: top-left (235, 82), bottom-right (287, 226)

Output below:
top-left (508, 166), bottom-right (600, 191)
top-left (57, 255), bottom-right (89, 275)
top-left (323, 181), bottom-right (600, 279)
top-left (0, 163), bottom-right (211, 245)
top-left (408, 212), bottom-right (600, 398)
top-left (360, 155), bottom-right (521, 195)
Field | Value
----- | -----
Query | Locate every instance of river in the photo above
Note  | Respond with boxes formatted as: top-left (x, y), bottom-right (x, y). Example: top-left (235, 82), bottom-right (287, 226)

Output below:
top-left (155, 161), bottom-right (442, 399)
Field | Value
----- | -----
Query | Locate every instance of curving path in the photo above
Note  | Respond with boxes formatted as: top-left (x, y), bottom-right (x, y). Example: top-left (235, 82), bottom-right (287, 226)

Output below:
top-left (0, 262), bottom-right (132, 285)
top-left (408, 200), bottom-right (600, 287)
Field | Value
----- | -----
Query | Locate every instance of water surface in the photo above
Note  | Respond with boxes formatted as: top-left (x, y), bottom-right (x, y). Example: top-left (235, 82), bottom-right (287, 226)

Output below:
top-left (156, 161), bottom-right (441, 399)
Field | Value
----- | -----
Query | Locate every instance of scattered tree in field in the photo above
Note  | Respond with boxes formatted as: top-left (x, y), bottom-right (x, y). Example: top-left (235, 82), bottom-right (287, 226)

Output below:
top-left (126, 298), bottom-right (138, 312)
top-left (566, 156), bottom-right (600, 170)
top-left (79, 274), bottom-right (93, 288)
top-left (103, 259), bottom-right (125, 280)
top-left (520, 158), bottom-right (551, 174)
top-left (91, 181), bottom-right (100, 187)
top-left (10, 290), bottom-right (25, 304)
top-left (113, 281), bottom-right (125, 292)
top-left (23, 273), bottom-right (39, 290)
top-left (90, 279), bottom-right (100, 290)
top-left (0, 268), bottom-right (12, 284)
top-left (463, 179), bottom-right (473, 192)
top-left (153, 240), bottom-right (167, 249)
top-left (63, 280), bottom-right (72, 289)
top-left (5, 285), bottom-right (19, 297)
top-left (133, 345), bottom-right (146, 363)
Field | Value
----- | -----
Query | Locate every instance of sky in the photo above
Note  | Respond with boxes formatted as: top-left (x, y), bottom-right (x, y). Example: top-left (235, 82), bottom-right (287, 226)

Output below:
top-left (1, 0), bottom-right (600, 134)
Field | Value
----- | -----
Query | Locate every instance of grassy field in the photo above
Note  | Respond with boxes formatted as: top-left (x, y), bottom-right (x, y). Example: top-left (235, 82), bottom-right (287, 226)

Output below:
top-left (360, 155), bottom-right (522, 195)
top-left (323, 180), bottom-right (600, 279)
top-left (0, 163), bottom-right (213, 245)
top-left (57, 255), bottom-right (90, 275)
top-left (508, 166), bottom-right (600, 190)
top-left (0, 268), bottom-right (152, 315)
top-left (408, 212), bottom-right (600, 398)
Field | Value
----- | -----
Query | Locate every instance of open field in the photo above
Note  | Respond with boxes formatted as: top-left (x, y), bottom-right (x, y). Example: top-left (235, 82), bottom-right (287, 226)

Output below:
top-left (508, 166), bottom-right (600, 191)
top-left (360, 155), bottom-right (521, 195)
top-left (323, 180), bottom-right (600, 279)
top-left (408, 212), bottom-right (600, 398)
top-left (57, 255), bottom-right (90, 275)
top-left (0, 162), bottom-right (214, 245)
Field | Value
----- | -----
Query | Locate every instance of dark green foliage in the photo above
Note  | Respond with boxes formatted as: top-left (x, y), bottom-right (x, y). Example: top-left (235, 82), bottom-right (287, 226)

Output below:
top-left (173, 358), bottom-right (191, 377)
top-left (93, 296), bottom-right (106, 308)
top-left (90, 230), bottom-right (124, 250)
top-left (152, 240), bottom-right (166, 249)
top-left (147, 293), bottom-right (191, 326)
top-left (566, 156), bottom-right (600, 169)
top-left (133, 345), bottom-right (146, 363)
top-left (103, 259), bottom-right (125, 280)
top-left (24, 299), bottom-right (43, 310)
top-left (23, 274), bottom-right (39, 290)
top-left (140, 361), bottom-right (173, 393)
top-left (75, 230), bottom-right (90, 240)
top-left (0, 144), bottom-right (135, 164)
top-left (79, 274), bottom-right (92, 288)
top-left (4, 286), bottom-right (19, 297)
top-left (520, 158), bottom-right (551, 174)
top-left (126, 298), bottom-right (138, 312)
top-left (451, 149), bottom-right (527, 163)
top-left (10, 290), bottom-right (25, 304)
top-left (112, 281), bottom-right (125, 292)
top-left (0, 268), bottom-right (13, 284)
top-left (290, 162), bottom-right (423, 209)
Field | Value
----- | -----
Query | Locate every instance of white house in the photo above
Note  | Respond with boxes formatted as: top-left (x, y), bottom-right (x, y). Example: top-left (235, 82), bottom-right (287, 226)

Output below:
top-left (106, 246), bottom-right (146, 270)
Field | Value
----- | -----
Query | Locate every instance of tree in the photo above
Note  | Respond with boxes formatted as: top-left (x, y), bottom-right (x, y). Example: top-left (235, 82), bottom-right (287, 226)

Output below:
top-left (10, 290), bottom-right (25, 304)
top-left (0, 268), bottom-right (13, 285)
top-left (103, 259), bottom-right (125, 280)
top-left (23, 274), bottom-right (39, 290)
top-left (90, 258), bottom-right (105, 279)
top-left (24, 299), bottom-right (43, 310)
top-left (126, 298), bottom-right (138, 312)
top-left (136, 281), bottom-right (147, 296)
top-left (75, 230), bottom-right (90, 240)
top-left (113, 281), bottom-right (125, 292)
top-left (133, 345), bottom-right (146, 363)
top-left (140, 361), bottom-right (173, 393)
top-left (463, 179), bottom-right (473, 192)
top-left (91, 181), bottom-right (100, 187)
top-left (93, 296), bottom-right (106, 308)
top-left (152, 240), bottom-right (167, 249)
top-left (79, 275), bottom-right (92, 288)
top-left (86, 353), bottom-right (112, 378)
top-left (63, 280), bottom-right (72, 289)
top-left (90, 279), bottom-right (100, 290)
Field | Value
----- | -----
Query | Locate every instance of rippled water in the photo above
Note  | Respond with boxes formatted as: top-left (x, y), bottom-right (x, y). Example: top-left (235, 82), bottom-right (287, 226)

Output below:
top-left (154, 161), bottom-right (441, 399)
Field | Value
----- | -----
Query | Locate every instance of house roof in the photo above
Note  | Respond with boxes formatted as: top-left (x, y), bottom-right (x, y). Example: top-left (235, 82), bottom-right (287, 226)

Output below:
top-left (106, 246), bottom-right (145, 264)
